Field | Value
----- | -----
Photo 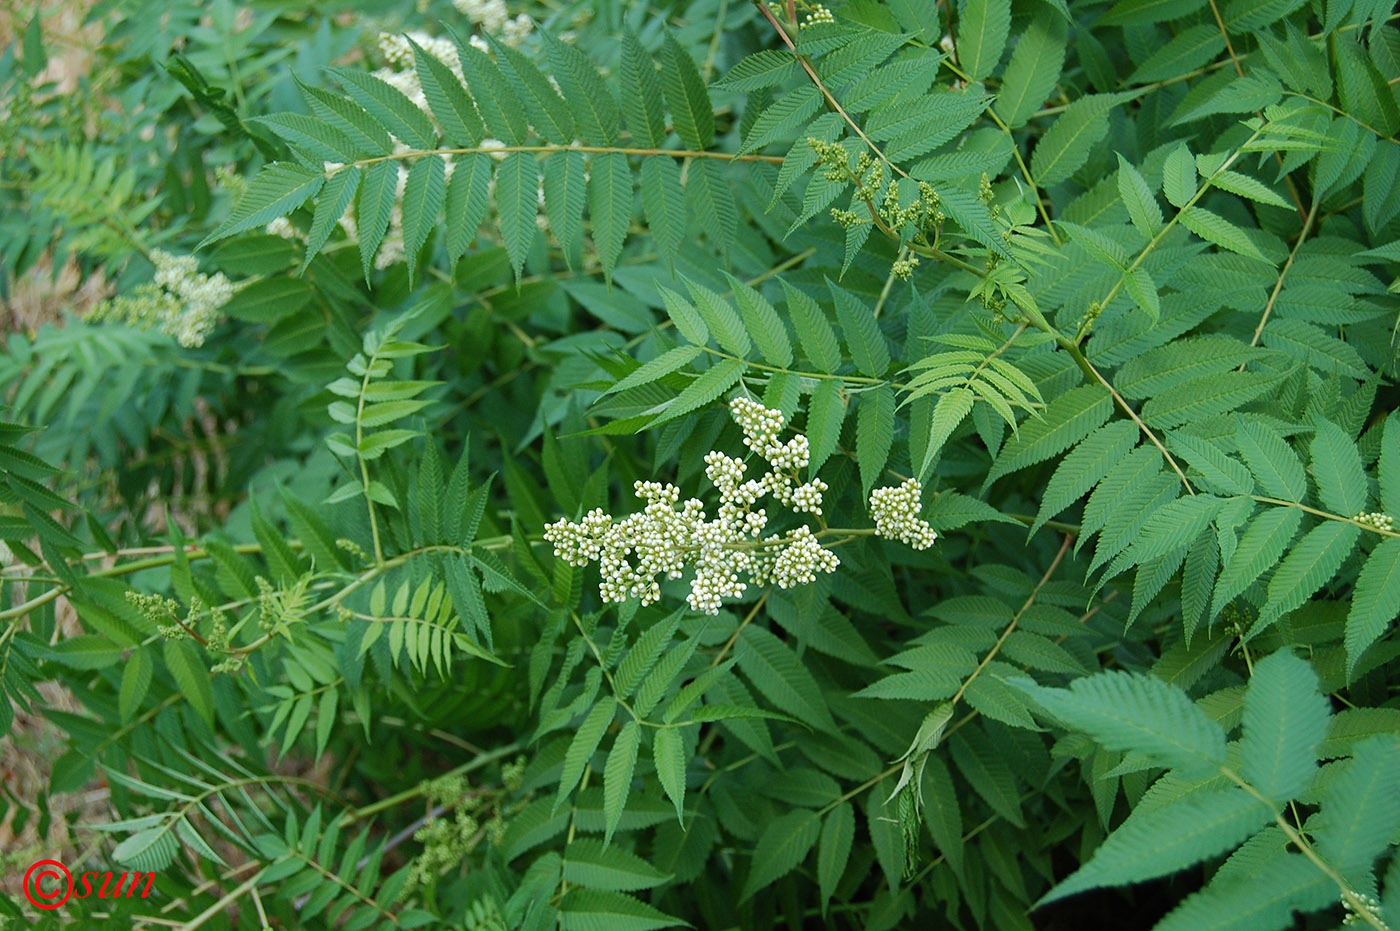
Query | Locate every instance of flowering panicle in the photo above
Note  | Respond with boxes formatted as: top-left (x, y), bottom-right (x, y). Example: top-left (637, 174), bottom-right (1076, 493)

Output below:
top-left (88, 250), bottom-right (234, 347)
top-left (545, 398), bottom-right (840, 614)
top-left (545, 397), bottom-right (936, 615)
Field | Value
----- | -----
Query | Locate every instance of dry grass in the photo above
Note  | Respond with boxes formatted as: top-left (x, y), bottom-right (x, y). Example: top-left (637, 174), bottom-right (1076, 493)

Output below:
top-left (2, 0), bottom-right (112, 333)
top-left (3, 256), bottom-right (112, 335)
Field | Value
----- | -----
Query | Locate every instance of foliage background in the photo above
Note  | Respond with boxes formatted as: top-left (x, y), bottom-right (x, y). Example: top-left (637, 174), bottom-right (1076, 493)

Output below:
top-left (1, 0), bottom-right (1399, 928)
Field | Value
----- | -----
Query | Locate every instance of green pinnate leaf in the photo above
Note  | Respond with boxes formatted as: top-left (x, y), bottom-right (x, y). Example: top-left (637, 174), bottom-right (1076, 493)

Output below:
top-left (1252, 522), bottom-right (1359, 635)
top-left (716, 50), bottom-right (798, 92)
top-left (455, 40), bottom-right (528, 144)
top-left (163, 639), bottom-right (214, 729)
top-left (1014, 669), bottom-right (1227, 775)
top-left (542, 31), bottom-right (621, 145)
top-left (782, 281), bottom-right (841, 373)
top-left (651, 727), bottom-right (687, 824)
top-left (1211, 506), bottom-right (1303, 619)
top-left (1309, 418), bottom-right (1367, 517)
top-left (684, 278), bottom-right (749, 358)
top-left (958, 0), bottom-right (1011, 81)
top-left (444, 153), bottom-right (492, 267)
top-left (805, 379), bottom-right (846, 472)
top-left (1346, 538), bottom-right (1400, 679)
top-left (557, 697), bottom-right (616, 812)
top-left (558, 889), bottom-right (684, 931)
top-left (1162, 143), bottom-right (1197, 208)
top-left (1040, 789), bottom-right (1271, 904)
top-left (987, 385), bottom-right (1113, 485)
top-left (726, 273), bottom-right (793, 368)
top-left (735, 625), bottom-right (836, 731)
top-left (119, 648), bottom-right (153, 723)
top-left (856, 385), bottom-right (895, 493)
top-left (1311, 735), bottom-right (1400, 882)
top-left (740, 810), bottom-right (820, 901)
top-left (998, 11), bottom-right (1066, 128)
top-left (619, 32), bottom-right (666, 149)
top-left (1033, 95), bottom-right (1114, 186)
top-left (1236, 417), bottom-right (1306, 502)
top-left (563, 838), bottom-right (672, 891)
top-left (660, 34), bottom-right (714, 150)
top-left (602, 720), bottom-right (640, 845)
top-left (399, 153), bottom-right (445, 285)
top-left (1379, 411), bottom-right (1400, 516)
top-left (640, 157), bottom-right (686, 273)
top-left (330, 67), bottom-right (438, 149)
top-left (201, 163), bottom-right (324, 247)
top-left (302, 165), bottom-right (361, 273)
top-left (495, 151), bottom-right (539, 283)
top-left (817, 803), bottom-right (854, 913)
top-left (486, 32), bottom-right (574, 144)
top-left (589, 152), bottom-right (632, 283)
top-left (829, 281), bottom-right (889, 377)
top-left (1117, 153), bottom-right (1163, 237)
top-left (409, 37), bottom-right (484, 146)
top-left (1240, 650), bottom-right (1329, 802)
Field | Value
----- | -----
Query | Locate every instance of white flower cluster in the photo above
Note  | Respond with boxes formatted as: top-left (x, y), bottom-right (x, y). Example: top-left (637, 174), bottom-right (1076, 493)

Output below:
top-left (1354, 511), bottom-right (1395, 533)
top-left (89, 250), bottom-right (234, 348)
top-left (544, 398), bottom-right (840, 615)
top-left (152, 251), bottom-right (235, 347)
top-left (454, 0), bottom-right (533, 42)
top-left (454, 0), bottom-right (506, 32)
top-left (869, 479), bottom-right (938, 550)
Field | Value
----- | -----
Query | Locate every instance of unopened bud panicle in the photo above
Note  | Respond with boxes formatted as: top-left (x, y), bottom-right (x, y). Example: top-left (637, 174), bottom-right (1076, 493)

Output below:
top-left (545, 398), bottom-right (936, 614)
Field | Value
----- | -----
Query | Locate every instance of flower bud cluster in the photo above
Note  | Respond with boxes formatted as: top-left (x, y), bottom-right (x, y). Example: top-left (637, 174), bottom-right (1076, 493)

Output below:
top-left (891, 256), bottom-right (920, 280)
top-left (1354, 511), bottom-right (1395, 533)
top-left (544, 398), bottom-right (840, 615)
top-left (869, 479), bottom-right (938, 549)
top-left (89, 250), bottom-right (234, 348)
top-left (728, 397), bottom-right (829, 515)
top-left (808, 137), bottom-right (853, 183)
top-left (801, 4), bottom-right (835, 27)
top-left (807, 136), bottom-right (945, 262)
top-left (127, 591), bottom-right (186, 639)
top-left (1341, 891), bottom-right (1384, 926)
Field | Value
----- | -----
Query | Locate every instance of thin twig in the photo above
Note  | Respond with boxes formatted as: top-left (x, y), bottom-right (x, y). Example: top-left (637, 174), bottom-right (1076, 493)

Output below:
top-left (1246, 196), bottom-right (1319, 352)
